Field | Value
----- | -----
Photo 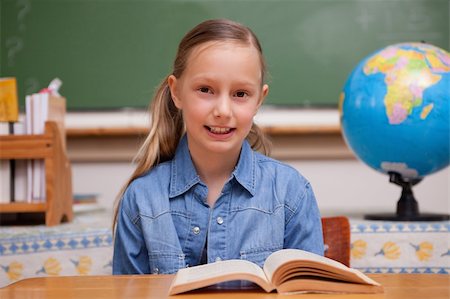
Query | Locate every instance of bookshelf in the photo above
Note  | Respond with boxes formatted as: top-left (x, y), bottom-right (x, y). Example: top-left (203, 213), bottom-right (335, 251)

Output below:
top-left (0, 121), bottom-right (73, 226)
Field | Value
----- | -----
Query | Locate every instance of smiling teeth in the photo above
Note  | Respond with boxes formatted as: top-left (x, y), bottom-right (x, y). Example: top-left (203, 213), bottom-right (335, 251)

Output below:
top-left (209, 127), bottom-right (231, 134)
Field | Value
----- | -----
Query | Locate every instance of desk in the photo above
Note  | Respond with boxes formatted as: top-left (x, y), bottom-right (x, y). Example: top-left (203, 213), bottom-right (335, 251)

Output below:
top-left (1, 274), bottom-right (449, 299)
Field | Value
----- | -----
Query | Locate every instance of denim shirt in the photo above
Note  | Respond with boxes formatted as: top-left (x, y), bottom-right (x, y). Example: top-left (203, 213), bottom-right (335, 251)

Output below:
top-left (113, 135), bottom-right (324, 275)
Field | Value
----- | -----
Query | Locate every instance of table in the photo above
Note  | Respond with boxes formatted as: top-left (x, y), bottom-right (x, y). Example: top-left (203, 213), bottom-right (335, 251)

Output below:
top-left (1, 274), bottom-right (448, 299)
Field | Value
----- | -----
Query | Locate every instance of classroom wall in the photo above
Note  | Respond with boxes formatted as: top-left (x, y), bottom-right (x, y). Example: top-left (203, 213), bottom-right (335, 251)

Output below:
top-left (71, 159), bottom-right (449, 217)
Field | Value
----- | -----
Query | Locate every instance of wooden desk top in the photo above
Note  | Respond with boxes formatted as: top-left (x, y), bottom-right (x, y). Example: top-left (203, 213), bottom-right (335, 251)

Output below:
top-left (1, 274), bottom-right (448, 299)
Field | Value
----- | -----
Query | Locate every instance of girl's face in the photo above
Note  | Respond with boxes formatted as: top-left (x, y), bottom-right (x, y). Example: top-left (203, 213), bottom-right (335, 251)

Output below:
top-left (168, 41), bottom-right (268, 158)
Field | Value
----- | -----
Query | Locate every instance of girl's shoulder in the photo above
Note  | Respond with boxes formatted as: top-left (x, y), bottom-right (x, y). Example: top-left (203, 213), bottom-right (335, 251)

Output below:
top-left (128, 161), bottom-right (171, 189)
top-left (254, 152), bottom-right (306, 181)
top-left (121, 162), bottom-right (172, 214)
top-left (250, 152), bottom-right (314, 213)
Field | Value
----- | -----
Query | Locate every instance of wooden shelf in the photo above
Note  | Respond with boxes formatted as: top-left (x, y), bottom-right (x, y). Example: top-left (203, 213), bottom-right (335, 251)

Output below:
top-left (0, 122), bottom-right (73, 226)
top-left (0, 202), bottom-right (46, 213)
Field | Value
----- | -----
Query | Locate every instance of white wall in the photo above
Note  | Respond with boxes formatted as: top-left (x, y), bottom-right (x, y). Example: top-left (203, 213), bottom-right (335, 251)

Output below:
top-left (72, 160), bottom-right (449, 217)
top-left (289, 160), bottom-right (449, 216)
top-left (72, 162), bottom-right (134, 211)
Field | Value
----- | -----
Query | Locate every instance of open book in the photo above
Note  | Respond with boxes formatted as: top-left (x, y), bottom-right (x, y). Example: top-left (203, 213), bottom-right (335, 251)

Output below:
top-left (169, 249), bottom-right (383, 295)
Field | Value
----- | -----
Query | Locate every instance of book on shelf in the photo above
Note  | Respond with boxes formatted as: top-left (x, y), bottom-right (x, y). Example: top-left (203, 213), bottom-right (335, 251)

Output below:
top-left (31, 93), bottom-right (44, 201)
top-left (0, 123), bottom-right (11, 203)
top-left (0, 77), bottom-right (19, 122)
top-left (26, 88), bottom-right (66, 202)
top-left (12, 122), bottom-right (27, 202)
top-left (25, 94), bottom-right (34, 202)
top-left (72, 193), bottom-right (103, 213)
top-left (168, 249), bottom-right (383, 295)
top-left (0, 77), bottom-right (18, 203)
top-left (0, 122), bottom-right (29, 203)
top-left (73, 193), bottom-right (98, 205)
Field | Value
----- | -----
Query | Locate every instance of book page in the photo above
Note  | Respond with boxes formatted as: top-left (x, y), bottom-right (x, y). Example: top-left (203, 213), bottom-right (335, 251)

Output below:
top-left (277, 278), bottom-right (384, 294)
top-left (169, 259), bottom-right (274, 295)
top-left (263, 249), bottom-right (380, 287)
top-left (280, 265), bottom-right (365, 282)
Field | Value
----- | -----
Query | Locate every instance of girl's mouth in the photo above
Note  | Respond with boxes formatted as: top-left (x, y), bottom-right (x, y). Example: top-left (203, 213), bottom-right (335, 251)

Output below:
top-left (205, 126), bottom-right (235, 134)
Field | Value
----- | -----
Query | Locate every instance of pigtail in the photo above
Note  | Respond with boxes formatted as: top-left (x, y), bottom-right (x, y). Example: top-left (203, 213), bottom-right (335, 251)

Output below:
top-left (112, 78), bottom-right (183, 232)
top-left (135, 79), bottom-right (183, 168)
top-left (247, 122), bottom-right (271, 156)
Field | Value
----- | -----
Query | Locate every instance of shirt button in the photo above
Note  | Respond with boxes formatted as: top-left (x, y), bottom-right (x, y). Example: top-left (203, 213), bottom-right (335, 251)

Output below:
top-left (193, 226), bottom-right (200, 235)
top-left (153, 267), bottom-right (159, 274)
top-left (216, 217), bottom-right (224, 225)
top-left (215, 257), bottom-right (222, 262)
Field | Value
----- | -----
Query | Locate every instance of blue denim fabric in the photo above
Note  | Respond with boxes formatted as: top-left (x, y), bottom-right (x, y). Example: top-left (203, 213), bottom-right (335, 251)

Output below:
top-left (113, 135), bottom-right (324, 275)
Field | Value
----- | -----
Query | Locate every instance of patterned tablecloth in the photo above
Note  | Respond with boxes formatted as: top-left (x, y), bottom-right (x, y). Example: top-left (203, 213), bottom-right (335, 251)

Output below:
top-left (350, 219), bottom-right (449, 274)
top-left (0, 209), bottom-right (449, 288)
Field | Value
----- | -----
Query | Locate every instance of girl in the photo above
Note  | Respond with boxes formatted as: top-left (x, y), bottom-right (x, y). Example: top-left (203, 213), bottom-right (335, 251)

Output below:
top-left (113, 19), bottom-right (323, 275)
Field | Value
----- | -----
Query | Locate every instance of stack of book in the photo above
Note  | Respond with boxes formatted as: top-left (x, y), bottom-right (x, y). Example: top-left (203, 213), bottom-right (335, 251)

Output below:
top-left (0, 78), bottom-right (66, 203)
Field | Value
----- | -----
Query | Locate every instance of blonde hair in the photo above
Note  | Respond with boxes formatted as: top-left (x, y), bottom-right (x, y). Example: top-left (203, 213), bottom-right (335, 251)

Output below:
top-left (112, 19), bottom-right (271, 231)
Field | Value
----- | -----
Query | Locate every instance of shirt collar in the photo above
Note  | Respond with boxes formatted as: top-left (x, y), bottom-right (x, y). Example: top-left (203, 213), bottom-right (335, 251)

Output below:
top-left (169, 135), bottom-right (256, 198)
top-left (231, 139), bottom-right (256, 196)
top-left (169, 135), bottom-right (201, 198)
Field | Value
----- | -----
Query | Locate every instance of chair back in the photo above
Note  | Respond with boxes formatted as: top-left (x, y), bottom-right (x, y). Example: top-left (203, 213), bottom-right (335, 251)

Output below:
top-left (321, 216), bottom-right (351, 266)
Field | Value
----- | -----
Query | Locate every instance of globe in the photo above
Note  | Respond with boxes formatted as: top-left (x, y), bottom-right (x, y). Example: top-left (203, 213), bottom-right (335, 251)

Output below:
top-left (339, 42), bottom-right (450, 221)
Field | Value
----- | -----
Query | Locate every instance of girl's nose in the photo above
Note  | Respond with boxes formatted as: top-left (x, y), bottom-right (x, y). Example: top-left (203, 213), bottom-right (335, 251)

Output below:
top-left (213, 95), bottom-right (232, 118)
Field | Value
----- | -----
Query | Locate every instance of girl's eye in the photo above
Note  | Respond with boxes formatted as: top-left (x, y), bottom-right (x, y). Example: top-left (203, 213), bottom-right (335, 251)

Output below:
top-left (235, 91), bottom-right (248, 98)
top-left (199, 87), bottom-right (211, 94)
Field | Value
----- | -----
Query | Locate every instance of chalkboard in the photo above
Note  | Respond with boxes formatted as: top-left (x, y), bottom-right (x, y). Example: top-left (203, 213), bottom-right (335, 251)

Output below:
top-left (1, 0), bottom-right (448, 110)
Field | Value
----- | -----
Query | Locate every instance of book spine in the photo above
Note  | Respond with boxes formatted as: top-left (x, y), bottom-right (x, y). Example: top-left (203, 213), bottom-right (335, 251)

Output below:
top-left (0, 122), bottom-right (11, 203)
top-left (25, 95), bottom-right (33, 203)
top-left (8, 123), bottom-right (15, 202)
top-left (40, 93), bottom-right (49, 201)
top-left (12, 122), bottom-right (27, 202)
top-left (31, 93), bottom-right (44, 202)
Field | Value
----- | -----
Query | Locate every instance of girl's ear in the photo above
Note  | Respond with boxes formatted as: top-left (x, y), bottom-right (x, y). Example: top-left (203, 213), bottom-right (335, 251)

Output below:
top-left (168, 75), bottom-right (182, 109)
top-left (257, 84), bottom-right (269, 109)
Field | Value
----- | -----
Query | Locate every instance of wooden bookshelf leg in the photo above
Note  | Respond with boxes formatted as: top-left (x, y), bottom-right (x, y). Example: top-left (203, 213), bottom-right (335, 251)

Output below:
top-left (45, 122), bottom-right (73, 226)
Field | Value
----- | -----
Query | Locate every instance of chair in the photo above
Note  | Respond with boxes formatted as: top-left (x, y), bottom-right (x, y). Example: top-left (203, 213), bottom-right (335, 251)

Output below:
top-left (321, 216), bottom-right (351, 266)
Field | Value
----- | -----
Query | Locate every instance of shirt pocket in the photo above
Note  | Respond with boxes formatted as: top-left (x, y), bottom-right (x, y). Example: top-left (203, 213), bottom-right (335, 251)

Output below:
top-left (240, 245), bottom-right (283, 267)
top-left (148, 251), bottom-right (186, 274)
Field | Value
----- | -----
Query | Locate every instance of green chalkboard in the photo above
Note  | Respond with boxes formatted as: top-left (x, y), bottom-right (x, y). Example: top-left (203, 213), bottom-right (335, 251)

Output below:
top-left (1, 0), bottom-right (449, 110)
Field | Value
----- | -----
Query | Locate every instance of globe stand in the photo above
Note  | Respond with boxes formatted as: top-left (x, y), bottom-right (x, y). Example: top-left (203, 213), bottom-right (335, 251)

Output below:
top-left (364, 172), bottom-right (450, 221)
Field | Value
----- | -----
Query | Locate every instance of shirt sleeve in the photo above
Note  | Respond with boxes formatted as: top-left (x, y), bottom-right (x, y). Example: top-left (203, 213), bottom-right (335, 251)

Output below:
top-left (283, 181), bottom-right (324, 256)
top-left (112, 192), bottom-right (150, 274)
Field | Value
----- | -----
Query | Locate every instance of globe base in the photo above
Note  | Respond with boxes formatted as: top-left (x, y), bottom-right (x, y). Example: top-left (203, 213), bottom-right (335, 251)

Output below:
top-left (365, 213), bottom-right (450, 221)
top-left (364, 172), bottom-right (450, 222)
